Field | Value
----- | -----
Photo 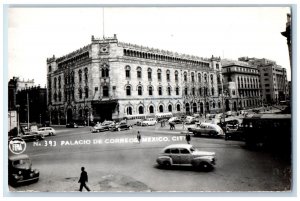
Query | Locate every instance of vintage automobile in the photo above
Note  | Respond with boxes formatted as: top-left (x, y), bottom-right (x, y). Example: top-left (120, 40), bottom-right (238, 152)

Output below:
top-left (141, 118), bottom-right (157, 126)
top-left (66, 122), bottom-right (79, 128)
top-left (91, 123), bottom-right (110, 133)
top-left (19, 131), bottom-right (45, 141)
top-left (111, 122), bottom-right (132, 131)
top-left (38, 127), bottom-right (56, 136)
top-left (156, 144), bottom-right (216, 171)
top-left (8, 154), bottom-right (40, 186)
top-left (168, 117), bottom-right (182, 124)
top-left (188, 122), bottom-right (224, 137)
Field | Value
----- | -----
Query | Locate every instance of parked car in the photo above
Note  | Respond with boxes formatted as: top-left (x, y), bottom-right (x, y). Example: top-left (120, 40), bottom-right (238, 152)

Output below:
top-left (38, 127), bottom-right (56, 136)
top-left (141, 118), bottom-right (157, 126)
top-left (168, 117), bottom-right (182, 124)
top-left (188, 122), bottom-right (224, 137)
top-left (111, 122), bottom-right (132, 131)
top-left (19, 131), bottom-right (44, 141)
top-left (91, 123), bottom-right (110, 133)
top-left (8, 154), bottom-right (39, 186)
top-left (185, 116), bottom-right (197, 124)
top-left (66, 122), bottom-right (78, 128)
top-left (156, 144), bottom-right (216, 171)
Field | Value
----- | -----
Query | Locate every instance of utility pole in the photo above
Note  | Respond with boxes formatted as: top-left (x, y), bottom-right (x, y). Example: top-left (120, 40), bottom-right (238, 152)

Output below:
top-left (27, 93), bottom-right (30, 131)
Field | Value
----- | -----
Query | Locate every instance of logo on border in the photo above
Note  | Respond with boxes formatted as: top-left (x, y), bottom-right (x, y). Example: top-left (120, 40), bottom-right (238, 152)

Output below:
top-left (9, 137), bottom-right (26, 154)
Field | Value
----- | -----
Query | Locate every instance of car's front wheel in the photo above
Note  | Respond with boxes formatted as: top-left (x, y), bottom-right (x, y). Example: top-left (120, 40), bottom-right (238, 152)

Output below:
top-left (199, 162), bottom-right (213, 171)
top-left (163, 161), bottom-right (171, 168)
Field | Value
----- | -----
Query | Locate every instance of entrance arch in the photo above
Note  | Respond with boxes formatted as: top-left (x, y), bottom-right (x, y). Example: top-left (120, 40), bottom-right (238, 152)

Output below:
top-left (67, 108), bottom-right (73, 123)
top-left (185, 103), bottom-right (190, 114)
top-left (225, 99), bottom-right (230, 111)
top-left (193, 103), bottom-right (197, 113)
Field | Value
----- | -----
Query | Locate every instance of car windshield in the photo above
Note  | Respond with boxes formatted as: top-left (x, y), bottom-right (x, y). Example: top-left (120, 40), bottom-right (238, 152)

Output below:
top-left (12, 159), bottom-right (31, 169)
top-left (189, 146), bottom-right (197, 152)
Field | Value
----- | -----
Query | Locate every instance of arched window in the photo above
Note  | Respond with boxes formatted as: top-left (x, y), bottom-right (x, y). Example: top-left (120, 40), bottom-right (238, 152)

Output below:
top-left (158, 86), bottom-right (162, 96)
top-left (126, 86), bottom-right (131, 96)
top-left (127, 107), bottom-right (132, 115)
top-left (78, 70), bottom-right (82, 83)
top-left (184, 72), bottom-right (187, 82)
top-left (176, 104), bottom-right (181, 111)
top-left (210, 74), bottom-right (214, 84)
top-left (217, 74), bottom-right (221, 84)
top-left (71, 71), bottom-right (75, 84)
top-left (191, 72), bottom-right (195, 82)
top-left (138, 86), bottom-right (142, 96)
top-left (58, 76), bottom-right (61, 88)
top-left (138, 106), bottom-right (144, 114)
top-left (167, 86), bottom-right (171, 96)
top-left (204, 74), bottom-right (207, 82)
top-left (137, 67), bottom-right (142, 79)
top-left (216, 63), bottom-right (220, 69)
top-left (149, 105), bottom-right (154, 114)
top-left (193, 103), bottom-right (197, 113)
top-left (125, 65), bottom-right (131, 78)
top-left (103, 86), bottom-right (109, 97)
top-left (199, 88), bottom-right (202, 96)
top-left (166, 70), bottom-right (170, 81)
top-left (78, 88), bottom-right (83, 99)
top-left (58, 91), bottom-right (62, 102)
top-left (85, 87), bottom-right (89, 98)
top-left (157, 69), bottom-right (162, 81)
top-left (211, 87), bottom-right (214, 96)
top-left (54, 77), bottom-right (57, 89)
top-left (159, 105), bottom-right (164, 113)
top-left (184, 87), bottom-right (188, 96)
top-left (84, 68), bottom-right (88, 82)
top-left (198, 73), bottom-right (201, 83)
top-left (175, 71), bottom-right (179, 81)
top-left (148, 86), bottom-right (153, 96)
top-left (148, 68), bottom-right (152, 80)
top-left (213, 102), bottom-right (216, 108)
top-left (176, 87), bottom-right (179, 95)
top-left (192, 87), bottom-right (195, 96)
top-left (168, 105), bottom-right (172, 112)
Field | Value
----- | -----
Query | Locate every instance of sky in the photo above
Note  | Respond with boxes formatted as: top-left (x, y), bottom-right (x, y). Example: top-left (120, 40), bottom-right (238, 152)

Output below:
top-left (8, 6), bottom-right (291, 87)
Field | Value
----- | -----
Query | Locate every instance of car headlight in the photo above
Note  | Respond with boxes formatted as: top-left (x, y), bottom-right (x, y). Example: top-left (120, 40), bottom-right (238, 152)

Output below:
top-left (18, 171), bottom-right (22, 175)
top-left (30, 173), bottom-right (34, 177)
top-left (14, 175), bottom-right (19, 179)
top-left (34, 170), bottom-right (39, 174)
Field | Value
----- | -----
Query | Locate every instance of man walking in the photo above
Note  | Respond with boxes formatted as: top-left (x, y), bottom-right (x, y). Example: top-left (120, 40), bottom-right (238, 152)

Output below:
top-left (78, 167), bottom-right (91, 192)
top-left (185, 133), bottom-right (191, 144)
top-left (137, 131), bottom-right (141, 143)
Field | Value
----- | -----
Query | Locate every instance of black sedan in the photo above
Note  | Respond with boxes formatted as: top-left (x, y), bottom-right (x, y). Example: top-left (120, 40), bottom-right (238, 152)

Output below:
top-left (111, 122), bottom-right (132, 131)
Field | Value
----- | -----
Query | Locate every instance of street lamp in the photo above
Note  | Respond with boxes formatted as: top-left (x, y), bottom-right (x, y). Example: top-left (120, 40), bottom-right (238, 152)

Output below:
top-left (16, 105), bottom-right (20, 135)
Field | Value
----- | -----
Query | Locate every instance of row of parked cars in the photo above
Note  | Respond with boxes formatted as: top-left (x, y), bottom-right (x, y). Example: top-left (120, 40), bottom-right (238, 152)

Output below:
top-left (91, 120), bottom-right (133, 133)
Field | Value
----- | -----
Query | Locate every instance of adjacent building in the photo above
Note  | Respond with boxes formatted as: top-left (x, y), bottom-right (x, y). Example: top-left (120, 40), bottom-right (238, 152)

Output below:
top-left (16, 86), bottom-right (47, 124)
top-left (221, 59), bottom-right (261, 111)
top-left (239, 57), bottom-right (289, 104)
top-left (47, 35), bottom-right (224, 124)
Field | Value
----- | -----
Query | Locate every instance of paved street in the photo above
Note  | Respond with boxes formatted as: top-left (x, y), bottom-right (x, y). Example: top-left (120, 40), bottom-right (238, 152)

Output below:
top-left (9, 124), bottom-right (291, 192)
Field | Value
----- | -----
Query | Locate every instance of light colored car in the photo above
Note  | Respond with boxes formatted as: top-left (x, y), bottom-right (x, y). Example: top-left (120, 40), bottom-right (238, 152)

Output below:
top-left (141, 118), bottom-right (157, 126)
top-left (38, 127), bottom-right (56, 136)
top-left (188, 122), bottom-right (224, 137)
top-left (156, 144), bottom-right (216, 171)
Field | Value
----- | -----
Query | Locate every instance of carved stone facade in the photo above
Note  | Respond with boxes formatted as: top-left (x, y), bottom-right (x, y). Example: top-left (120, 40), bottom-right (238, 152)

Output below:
top-left (47, 35), bottom-right (223, 124)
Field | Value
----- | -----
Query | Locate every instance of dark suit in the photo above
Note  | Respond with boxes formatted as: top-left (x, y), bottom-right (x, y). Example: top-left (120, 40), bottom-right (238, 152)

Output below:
top-left (78, 170), bottom-right (90, 191)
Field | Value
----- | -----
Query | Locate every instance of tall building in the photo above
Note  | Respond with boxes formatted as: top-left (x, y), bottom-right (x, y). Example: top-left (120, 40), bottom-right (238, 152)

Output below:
top-left (46, 35), bottom-right (224, 124)
top-left (221, 59), bottom-right (261, 111)
top-left (239, 57), bottom-right (288, 104)
top-left (16, 86), bottom-right (47, 124)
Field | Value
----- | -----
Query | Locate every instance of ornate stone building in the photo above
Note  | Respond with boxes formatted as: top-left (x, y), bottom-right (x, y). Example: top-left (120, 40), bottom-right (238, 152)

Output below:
top-left (47, 35), bottom-right (223, 124)
top-left (221, 59), bottom-right (261, 111)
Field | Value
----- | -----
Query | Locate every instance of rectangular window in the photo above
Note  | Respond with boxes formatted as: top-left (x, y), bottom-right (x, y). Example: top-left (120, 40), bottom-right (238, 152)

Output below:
top-left (126, 70), bottom-right (130, 78)
top-left (158, 73), bottom-right (161, 81)
top-left (148, 72), bottom-right (152, 80)
top-left (167, 74), bottom-right (170, 81)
